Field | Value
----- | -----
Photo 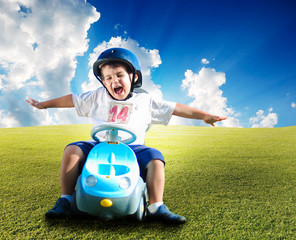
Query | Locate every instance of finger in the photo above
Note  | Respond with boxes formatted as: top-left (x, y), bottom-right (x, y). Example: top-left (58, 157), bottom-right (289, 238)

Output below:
top-left (26, 97), bottom-right (33, 103)
top-left (215, 117), bottom-right (226, 122)
top-left (30, 98), bottom-right (37, 104)
top-left (25, 99), bottom-right (33, 105)
top-left (29, 97), bottom-right (38, 103)
top-left (26, 98), bottom-right (39, 107)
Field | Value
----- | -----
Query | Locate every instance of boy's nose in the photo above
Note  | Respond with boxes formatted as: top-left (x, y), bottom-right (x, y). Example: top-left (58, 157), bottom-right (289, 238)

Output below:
top-left (113, 76), bottom-right (120, 82)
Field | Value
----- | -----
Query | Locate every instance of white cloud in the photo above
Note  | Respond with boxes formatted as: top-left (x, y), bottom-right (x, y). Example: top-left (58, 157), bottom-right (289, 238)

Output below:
top-left (0, 0), bottom-right (100, 95)
top-left (250, 109), bottom-right (278, 128)
top-left (201, 58), bottom-right (209, 64)
top-left (82, 36), bottom-right (163, 99)
top-left (53, 108), bottom-right (91, 125)
top-left (114, 23), bottom-right (123, 31)
top-left (174, 67), bottom-right (241, 127)
top-left (0, 110), bottom-right (19, 128)
top-left (0, 0), bottom-right (100, 127)
top-left (292, 102), bottom-right (296, 108)
top-left (34, 108), bottom-right (55, 126)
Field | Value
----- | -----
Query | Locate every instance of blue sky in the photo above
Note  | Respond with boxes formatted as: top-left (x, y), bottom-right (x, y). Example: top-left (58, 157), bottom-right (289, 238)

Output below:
top-left (0, 0), bottom-right (295, 128)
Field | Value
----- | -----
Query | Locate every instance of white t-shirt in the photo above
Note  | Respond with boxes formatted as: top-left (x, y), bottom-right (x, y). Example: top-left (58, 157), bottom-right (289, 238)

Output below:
top-left (72, 88), bottom-right (176, 145)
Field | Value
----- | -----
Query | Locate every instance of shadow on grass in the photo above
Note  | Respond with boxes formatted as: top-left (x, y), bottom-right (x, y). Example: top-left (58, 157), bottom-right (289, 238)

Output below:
top-left (45, 214), bottom-right (186, 232)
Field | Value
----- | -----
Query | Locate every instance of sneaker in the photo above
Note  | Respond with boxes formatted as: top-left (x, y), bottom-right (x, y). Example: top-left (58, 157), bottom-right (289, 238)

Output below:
top-left (45, 198), bottom-right (71, 218)
top-left (147, 204), bottom-right (186, 224)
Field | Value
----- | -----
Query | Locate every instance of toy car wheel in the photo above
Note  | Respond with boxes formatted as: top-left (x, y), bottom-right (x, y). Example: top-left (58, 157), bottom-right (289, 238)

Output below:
top-left (134, 192), bottom-right (146, 221)
top-left (71, 191), bottom-right (79, 214)
top-left (71, 191), bottom-right (88, 216)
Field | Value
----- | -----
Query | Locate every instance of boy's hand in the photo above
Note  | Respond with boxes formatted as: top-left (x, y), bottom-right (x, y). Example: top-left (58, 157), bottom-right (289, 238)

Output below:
top-left (26, 97), bottom-right (45, 109)
top-left (203, 115), bottom-right (227, 127)
top-left (26, 94), bottom-right (74, 109)
top-left (173, 103), bottom-right (227, 126)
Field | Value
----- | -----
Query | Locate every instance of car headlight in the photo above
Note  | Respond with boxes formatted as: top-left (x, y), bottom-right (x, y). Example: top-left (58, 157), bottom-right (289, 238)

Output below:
top-left (85, 175), bottom-right (97, 187)
top-left (119, 177), bottom-right (131, 189)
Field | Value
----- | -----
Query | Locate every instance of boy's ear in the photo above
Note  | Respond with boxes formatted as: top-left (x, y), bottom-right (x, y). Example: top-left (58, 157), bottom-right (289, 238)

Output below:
top-left (130, 73), bottom-right (138, 82)
top-left (134, 73), bottom-right (139, 81)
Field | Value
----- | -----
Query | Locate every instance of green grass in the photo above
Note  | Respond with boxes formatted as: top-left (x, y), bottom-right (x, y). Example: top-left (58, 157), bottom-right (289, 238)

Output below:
top-left (1, 125), bottom-right (296, 239)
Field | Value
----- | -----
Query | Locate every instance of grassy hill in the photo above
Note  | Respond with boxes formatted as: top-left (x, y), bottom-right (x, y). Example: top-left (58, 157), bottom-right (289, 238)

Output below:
top-left (1, 125), bottom-right (296, 239)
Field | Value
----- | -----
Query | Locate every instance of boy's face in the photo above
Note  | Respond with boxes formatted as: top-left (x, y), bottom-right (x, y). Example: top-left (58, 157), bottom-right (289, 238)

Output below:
top-left (101, 64), bottom-right (137, 100)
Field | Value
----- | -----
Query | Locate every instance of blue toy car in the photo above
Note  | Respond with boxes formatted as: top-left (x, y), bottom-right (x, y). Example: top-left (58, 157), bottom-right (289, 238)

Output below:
top-left (72, 123), bottom-right (148, 221)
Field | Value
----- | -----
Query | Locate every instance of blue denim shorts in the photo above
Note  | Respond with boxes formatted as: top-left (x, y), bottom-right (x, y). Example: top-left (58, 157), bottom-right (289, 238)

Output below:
top-left (67, 141), bottom-right (165, 180)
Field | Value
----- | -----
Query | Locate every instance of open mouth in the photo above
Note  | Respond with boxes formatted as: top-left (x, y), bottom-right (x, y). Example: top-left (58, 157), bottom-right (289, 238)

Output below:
top-left (114, 86), bottom-right (123, 95)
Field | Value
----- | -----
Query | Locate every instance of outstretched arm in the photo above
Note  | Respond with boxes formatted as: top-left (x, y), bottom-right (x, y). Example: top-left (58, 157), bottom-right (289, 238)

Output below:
top-left (173, 103), bottom-right (227, 127)
top-left (26, 94), bottom-right (74, 109)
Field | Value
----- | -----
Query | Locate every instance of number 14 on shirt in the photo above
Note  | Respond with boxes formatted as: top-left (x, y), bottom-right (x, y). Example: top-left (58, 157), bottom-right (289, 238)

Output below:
top-left (108, 102), bottom-right (133, 124)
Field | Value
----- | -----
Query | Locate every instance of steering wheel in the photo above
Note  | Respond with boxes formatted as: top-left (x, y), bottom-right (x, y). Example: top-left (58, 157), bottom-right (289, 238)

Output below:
top-left (91, 123), bottom-right (137, 145)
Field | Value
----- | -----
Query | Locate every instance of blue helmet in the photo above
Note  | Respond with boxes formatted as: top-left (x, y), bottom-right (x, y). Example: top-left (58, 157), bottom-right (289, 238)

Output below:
top-left (93, 48), bottom-right (142, 89)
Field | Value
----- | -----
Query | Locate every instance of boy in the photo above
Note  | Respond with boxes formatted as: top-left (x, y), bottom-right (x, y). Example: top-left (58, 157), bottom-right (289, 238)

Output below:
top-left (26, 48), bottom-right (226, 224)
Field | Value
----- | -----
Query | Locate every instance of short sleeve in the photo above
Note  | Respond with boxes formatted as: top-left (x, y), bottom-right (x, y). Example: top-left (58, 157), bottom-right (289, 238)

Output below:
top-left (72, 91), bottom-right (97, 117)
top-left (150, 97), bottom-right (176, 125)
